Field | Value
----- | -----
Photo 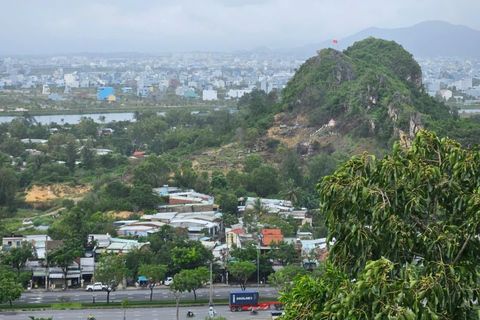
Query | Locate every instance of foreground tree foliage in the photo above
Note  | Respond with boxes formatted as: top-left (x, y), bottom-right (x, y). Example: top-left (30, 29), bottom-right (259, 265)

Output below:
top-left (280, 131), bottom-right (480, 319)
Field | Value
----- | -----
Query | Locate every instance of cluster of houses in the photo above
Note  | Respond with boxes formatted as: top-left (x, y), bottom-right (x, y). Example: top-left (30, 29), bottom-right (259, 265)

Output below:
top-left (1, 185), bottom-right (330, 289)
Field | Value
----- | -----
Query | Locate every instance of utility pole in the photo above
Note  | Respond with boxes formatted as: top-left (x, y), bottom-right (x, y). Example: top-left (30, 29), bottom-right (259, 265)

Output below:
top-left (257, 242), bottom-right (260, 289)
top-left (45, 237), bottom-right (48, 290)
top-left (209, 260), bottom-right (213, 306)
top-left (225, 232), bottom-right (229, 285)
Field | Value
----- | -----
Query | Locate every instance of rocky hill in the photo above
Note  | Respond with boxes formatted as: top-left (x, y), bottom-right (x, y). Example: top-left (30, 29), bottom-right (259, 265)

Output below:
top-left (192, 38), bottom-right (471, 173)
top-left (277, 38), bottom-right (452, 150)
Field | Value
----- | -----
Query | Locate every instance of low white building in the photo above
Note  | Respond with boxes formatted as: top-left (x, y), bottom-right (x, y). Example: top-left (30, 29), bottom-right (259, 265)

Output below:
top-left (202, 90), bottom-right (218, 101)
top-left (440, 89), bottom-right (453, 100)
top-left (227, 89), bottom-right (251, 99)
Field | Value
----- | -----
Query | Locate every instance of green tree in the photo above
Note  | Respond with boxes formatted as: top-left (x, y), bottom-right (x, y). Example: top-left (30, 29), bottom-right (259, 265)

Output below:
top-left (29, 317), bottom-right (53, 320)
top-left (268, 240), bottom-right (300, 266)
top-left (248, 165), bottom-right (279, 197)
top-left (216, 192), bottom-right (238, 216)
top-left (279, 178), bottom-right (303, 206)
top-left (95, 252), bottom-right (127, 303)
top-left (123, 247), bottom-right (154, 281)
top-left (222, 212), bottom-right (239, 226)
top-left (0, 270), bottom-right (23, 306)
top-left (48, 241), bottom-right (82, 290)
top-left (174, 160), bottom-right (198, 189)
top-left (130, 185), bottom-right (161, 210)
top-left (80, 140), bottom-right (96, 170)
top-left (280, 149), bottom-right (303, 186)
top-left (77, 117), bottom-right (98, 138)
top-left (170, 275), bottom-right (187, 320)
top-left (210, 172), bottom-right (228, 190)
top-left (171, 242), bottom-right (213, 272)
top-left (64, 140), bottom-right (78, 173)
top-left (251, 198), bottom-right (268, 217)
top-left (0, 137), bottom-right (24, 157)
top-left (0, 241), bottom-right (35, 275)
top-left (174, 266), bottom-right (210, 301)
top-left (138, 264), bottom-right (167, 301)
top-left (242, 155), bottom-right (262, 173)
top-left (132, 154), bottom-right (171, 187)
top-left (227, 261), bottom-right (256, 291)
top-left (121, 298), bottom-right (130, 320)
top-left (268, 265), bottom-right (307, 293)
top-left (0, 167), bottom-right (18, 208)
top-left (281, 131), bottom-right (480, 319)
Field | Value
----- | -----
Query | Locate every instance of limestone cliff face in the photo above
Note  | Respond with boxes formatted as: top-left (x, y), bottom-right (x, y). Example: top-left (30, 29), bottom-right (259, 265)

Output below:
top-left (280, 38), bottom-right (449, 147)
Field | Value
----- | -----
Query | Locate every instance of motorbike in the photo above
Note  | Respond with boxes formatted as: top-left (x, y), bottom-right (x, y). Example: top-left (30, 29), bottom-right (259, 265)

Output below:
top-left (250, 308), bottom-right (258, 315)
top-left (186, 311), bottom-right (195, 318)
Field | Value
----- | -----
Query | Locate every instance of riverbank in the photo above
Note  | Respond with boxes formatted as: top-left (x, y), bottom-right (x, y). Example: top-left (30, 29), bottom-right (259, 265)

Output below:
top-left (0, 105), bottom-right (219, 117)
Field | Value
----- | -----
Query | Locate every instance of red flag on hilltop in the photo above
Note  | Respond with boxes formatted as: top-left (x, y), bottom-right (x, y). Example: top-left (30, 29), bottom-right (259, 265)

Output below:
top-left (333, 40), bottom-right (338, 44)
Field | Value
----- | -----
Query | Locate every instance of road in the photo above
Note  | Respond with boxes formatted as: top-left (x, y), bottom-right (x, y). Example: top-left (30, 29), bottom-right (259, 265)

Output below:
top-left (17, 286), bottom-right (279, 304)
top-left (0, 305), bottom-right (279, 320)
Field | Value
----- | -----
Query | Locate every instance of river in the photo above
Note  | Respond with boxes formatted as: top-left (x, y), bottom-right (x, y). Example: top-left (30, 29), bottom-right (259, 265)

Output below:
top-left (0, 112), bottom-right (166, 124)
top-left (459, 109), bottom-right (480, 114)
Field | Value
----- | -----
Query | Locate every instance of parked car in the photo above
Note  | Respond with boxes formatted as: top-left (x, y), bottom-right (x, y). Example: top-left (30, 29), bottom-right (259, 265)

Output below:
top-left (164, 277), bottom-right (173, 286)
top-left (86, 282), bottom-right (108, 291)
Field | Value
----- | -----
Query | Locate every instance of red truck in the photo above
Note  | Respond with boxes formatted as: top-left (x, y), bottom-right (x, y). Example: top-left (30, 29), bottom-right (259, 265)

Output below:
top-left (229, 290), bottom-right (283, 312)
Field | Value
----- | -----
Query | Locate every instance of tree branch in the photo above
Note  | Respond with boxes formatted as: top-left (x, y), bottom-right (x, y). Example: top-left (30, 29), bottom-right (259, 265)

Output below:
top-left (452, 235), bottom-right (471, 265)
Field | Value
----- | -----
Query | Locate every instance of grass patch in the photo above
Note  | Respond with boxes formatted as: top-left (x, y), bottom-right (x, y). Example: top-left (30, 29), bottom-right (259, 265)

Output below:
top-left (0, 303), bottom-right (52, 310)
top-left (51, 303), bottom-right (82, 309)
top-left (1, 297), bottom-right (278, 311)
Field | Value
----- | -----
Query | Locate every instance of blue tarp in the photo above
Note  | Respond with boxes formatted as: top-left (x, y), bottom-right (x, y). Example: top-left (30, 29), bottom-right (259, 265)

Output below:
top-left (138, 276), bottom-right (147, 281)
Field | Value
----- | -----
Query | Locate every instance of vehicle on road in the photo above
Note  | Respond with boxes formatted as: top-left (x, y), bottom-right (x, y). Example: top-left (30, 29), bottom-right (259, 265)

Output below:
top-left (85, 282), bottom-right (108, 291)
top-left (229, 290), bottom-right (283, 312)
top-left (164, 277), bottom-right (173, 286)
top-left (270, 311), bottom-right (285, 319)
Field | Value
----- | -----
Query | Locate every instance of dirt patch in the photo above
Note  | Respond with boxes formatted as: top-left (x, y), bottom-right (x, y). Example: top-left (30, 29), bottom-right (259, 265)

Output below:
top-left (25, 184), bottom-right (91, 203)
top-left (110, 211), bottom-right (136, 219)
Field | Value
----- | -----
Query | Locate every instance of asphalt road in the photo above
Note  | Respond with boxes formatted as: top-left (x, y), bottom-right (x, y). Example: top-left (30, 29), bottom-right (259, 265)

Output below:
top-left (0, 305), bottom-right (279, 320)
top-left (17, 286), bottom-right (279, 304)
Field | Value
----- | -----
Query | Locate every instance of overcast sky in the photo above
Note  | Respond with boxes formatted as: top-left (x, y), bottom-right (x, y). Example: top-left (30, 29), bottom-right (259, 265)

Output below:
top-left (1, 0), bottom-right (479, 54)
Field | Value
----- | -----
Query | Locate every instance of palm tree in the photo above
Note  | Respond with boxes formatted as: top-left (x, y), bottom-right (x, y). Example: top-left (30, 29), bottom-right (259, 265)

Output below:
top-left (252, 197), bottom-right (268, 217)
top-left (279, 179), bottom-right (303, 206)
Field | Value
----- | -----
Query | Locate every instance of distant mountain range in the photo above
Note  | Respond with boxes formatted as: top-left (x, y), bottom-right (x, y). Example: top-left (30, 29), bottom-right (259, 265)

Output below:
top-left (283, 21), bottom-right (480, 58)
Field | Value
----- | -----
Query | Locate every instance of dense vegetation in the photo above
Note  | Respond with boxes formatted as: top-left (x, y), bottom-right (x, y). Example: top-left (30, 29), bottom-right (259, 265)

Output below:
top-left (280, 131), bottom-right (480, 319)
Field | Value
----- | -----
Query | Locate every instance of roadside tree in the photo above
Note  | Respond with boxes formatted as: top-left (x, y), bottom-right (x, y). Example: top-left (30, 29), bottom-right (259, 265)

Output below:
top-left (95, 252), bottom-right (127, 303)
top-left (0, 241), bottom-right (35, 275)
top-left (227, 261), bottom-right (256, 291)
top-left (47, 241), bottom-right (82, 290)
top-left (138, 264), bottom-right (167, 301)
top-left (0, 269), bottom-right (22, 306)
top-left (174, 266), bottom-right (210, 301)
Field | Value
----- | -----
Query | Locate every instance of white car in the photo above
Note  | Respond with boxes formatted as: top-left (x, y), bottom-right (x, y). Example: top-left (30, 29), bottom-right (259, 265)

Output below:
top-left (164, 277), bottom-right (173, 286)
top-left (86, 282), bottom-right (108, 291)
